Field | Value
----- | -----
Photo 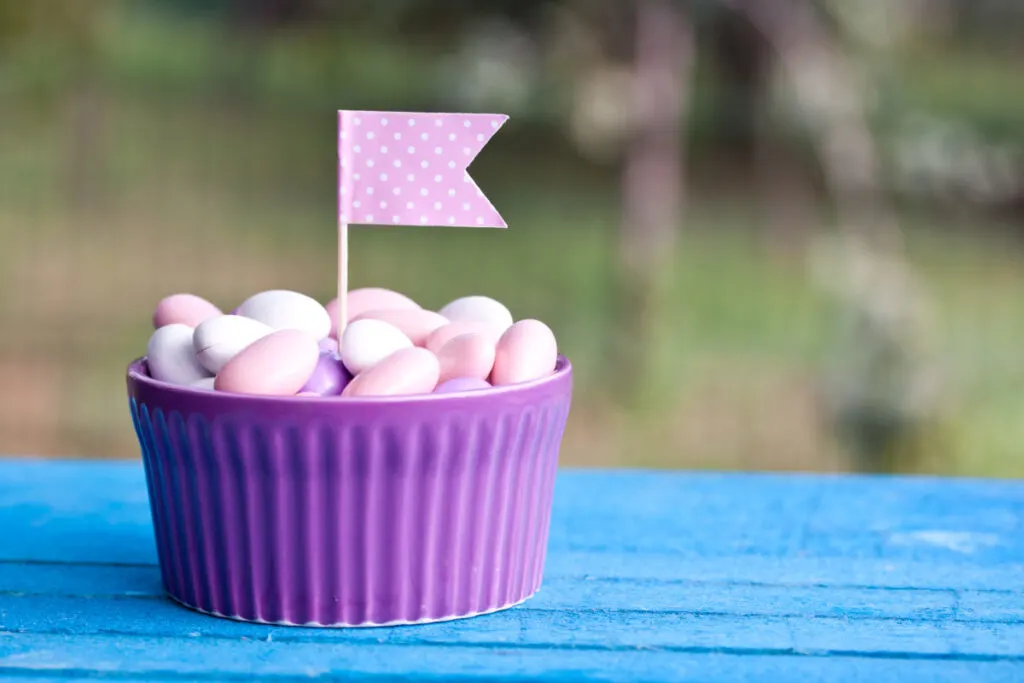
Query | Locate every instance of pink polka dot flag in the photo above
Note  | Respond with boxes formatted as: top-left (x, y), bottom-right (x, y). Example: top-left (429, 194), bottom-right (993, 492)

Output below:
top-left (338, 110), bottom-right (508, 229)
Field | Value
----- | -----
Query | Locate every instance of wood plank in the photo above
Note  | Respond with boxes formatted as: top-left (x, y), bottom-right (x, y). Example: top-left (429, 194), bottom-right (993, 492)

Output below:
top-left (1, 570), bottom-right (1022, 654)
top-left (2, 634), bottom-right (1024, 682)
top-left (1, 459), bottom-right (1022, 681)
top-left (1, 590), bottom-right (1024, 658)
top-left (0, 594), bottom-right (795, 651)
top-left (11, 562), bottom-right (1024, 623)
top-left (959, 590), bottom-right (1024, 622)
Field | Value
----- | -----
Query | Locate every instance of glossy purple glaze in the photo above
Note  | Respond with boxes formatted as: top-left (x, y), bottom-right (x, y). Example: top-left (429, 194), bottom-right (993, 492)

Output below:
top-left (300, 352), bottom-right (351, 396)
top-left (126, 355), bottom-right (572, 627)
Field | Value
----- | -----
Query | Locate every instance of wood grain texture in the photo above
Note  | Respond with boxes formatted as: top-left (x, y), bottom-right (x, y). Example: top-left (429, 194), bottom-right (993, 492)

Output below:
top-left (0, 459), bottom-right (1022, 681)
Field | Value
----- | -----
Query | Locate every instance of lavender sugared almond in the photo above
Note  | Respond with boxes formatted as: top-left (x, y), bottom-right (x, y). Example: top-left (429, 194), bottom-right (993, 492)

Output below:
top-left (145, 288), bottom-right (558, 397)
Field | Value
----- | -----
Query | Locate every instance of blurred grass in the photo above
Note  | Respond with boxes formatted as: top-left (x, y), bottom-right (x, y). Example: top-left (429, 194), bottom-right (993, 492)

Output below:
top-left (1, 7), bottom-right (1023, 476)
top-left (889, 43), bottom-right (1024, 144)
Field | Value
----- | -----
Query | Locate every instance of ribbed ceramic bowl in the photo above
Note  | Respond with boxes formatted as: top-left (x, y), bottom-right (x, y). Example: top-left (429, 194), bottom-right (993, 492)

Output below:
top-left (126, 356), bottom-right (572, 627)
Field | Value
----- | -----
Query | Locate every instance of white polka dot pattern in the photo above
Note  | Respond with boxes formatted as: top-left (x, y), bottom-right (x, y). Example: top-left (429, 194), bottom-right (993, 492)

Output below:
top-left (338, 111), bottom-right (508, 228)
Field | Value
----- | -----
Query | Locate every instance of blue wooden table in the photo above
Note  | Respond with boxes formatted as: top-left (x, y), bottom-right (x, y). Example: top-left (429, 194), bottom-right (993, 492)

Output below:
top-left (1, 459), bottom-right (1022, 682)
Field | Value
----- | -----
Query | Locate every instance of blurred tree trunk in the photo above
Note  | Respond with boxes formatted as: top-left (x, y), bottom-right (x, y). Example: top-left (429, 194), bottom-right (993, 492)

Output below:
top-left (212, 0), bottom-right (321, 104)
top-left (705, 6), bottom-right (817, 247)
top-left (706, 9), bottom-right (771, 171)
top-left (613, 0), bottom-right (694, 405)
top-left (226, 0), bottom-right (319, 27)
top-left (723, 0), bottom-right (940, 472)
top-left (724, 0), bottom-right (900, 252)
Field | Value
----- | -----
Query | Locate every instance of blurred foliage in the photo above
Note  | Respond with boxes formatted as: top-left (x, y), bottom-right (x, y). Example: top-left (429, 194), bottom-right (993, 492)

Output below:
top-left (0, 0), bottom-right (1023, 476)
top-left (0, 0), bottom-right (113, 89)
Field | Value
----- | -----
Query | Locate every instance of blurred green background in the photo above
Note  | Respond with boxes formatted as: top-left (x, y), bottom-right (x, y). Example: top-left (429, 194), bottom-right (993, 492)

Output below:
top-left (1, 0), bottom-right (1023, 476)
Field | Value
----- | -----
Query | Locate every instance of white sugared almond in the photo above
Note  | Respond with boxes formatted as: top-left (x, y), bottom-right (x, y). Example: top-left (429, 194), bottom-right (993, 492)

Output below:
top-left (147, 324), bottom-right (211, 386)
top-left (235, 290), bottom-right (332, 340)
top-left (193, 315), bottom-right (275, 374)
top-left (339, 318), bottom-right (413, 375)
top-left (438, 295), bottom-right (513, 332)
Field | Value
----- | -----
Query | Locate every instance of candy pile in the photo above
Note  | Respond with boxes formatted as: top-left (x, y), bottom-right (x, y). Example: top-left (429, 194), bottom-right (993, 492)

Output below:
top-left (144, 288), bottom-right (558, 397)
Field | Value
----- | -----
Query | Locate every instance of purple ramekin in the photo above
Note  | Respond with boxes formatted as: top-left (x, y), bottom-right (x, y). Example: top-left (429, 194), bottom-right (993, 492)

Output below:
top-left (126, 356), bottom-right (572, 627)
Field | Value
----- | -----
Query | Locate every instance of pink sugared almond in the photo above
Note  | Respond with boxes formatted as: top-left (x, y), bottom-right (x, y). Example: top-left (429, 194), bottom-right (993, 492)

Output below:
top-left (490, 319), bottom-right (557, 386)
top-left (153, 293), bottom-right (222, 329)
top-left (425, 320), bottom-right (504, 354)
top-left (436, 333), bottom-right (496, 384)
top-left (325, 287), bottom-right (421, 337)
top-left (342, 347), bottom-right (440, 397)
top-left (351, 308), bottom-right (448, 347)
top-left (214, 329), bottom-right (319, 395)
